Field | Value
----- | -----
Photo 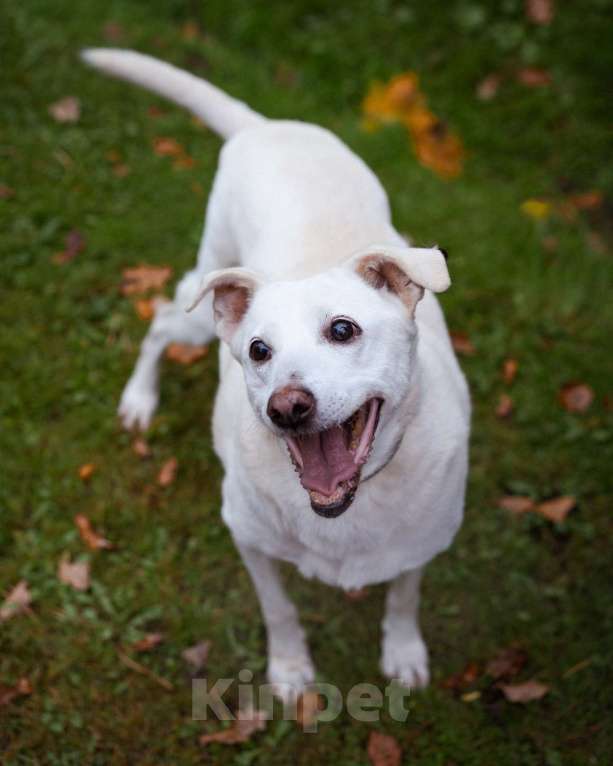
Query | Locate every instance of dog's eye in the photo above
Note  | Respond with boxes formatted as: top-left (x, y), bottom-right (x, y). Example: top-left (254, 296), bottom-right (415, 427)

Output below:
top-left (249, 339), bottom-right (272, 362)
top-left (329, 318), bottom-right (358, 343)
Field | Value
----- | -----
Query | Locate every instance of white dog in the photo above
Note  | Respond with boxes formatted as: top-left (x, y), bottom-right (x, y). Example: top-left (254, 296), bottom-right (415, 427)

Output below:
top-left (83, 49), bottom-right (470, 696)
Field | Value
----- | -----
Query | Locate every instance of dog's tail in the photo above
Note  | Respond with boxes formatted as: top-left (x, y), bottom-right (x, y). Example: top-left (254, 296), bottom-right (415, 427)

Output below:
top-left (80, 48), bottom-right (265, 140)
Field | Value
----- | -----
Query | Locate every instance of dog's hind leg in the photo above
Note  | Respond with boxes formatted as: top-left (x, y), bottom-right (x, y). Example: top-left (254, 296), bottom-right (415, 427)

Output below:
top-left (236, 543), bottom-right (315, 703)
top-left (380, 567), bottom-right (430, 689)
top-left (118, 268), bottom-right (216, 430)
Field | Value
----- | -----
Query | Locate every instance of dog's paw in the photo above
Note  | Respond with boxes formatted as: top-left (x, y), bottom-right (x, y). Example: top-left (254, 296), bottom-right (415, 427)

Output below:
top-left (118, 378), bottom-right (158, 431)
top-left (267, 655), bottom-right (316, 703)
top-left (381, 636), bottom-right (430, 689)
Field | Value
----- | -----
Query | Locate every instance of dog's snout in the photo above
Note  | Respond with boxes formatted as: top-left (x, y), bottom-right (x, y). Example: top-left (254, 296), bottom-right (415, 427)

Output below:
top-left (267, 386), bottom-right (315, 429)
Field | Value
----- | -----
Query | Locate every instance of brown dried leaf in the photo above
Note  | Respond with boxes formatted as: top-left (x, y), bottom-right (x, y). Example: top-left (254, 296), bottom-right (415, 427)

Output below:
top-left (0, 677), bottom-right (32, 707)
top-left (0, 581), bottom-right (32, 622)
top-left (502, 358), bottom-right (519, 384)
top-left (200, 707), bottom-right (267, 746)
top-left (345, 587), bottom-right (369, 601)
top-left (103, 21), bottom-right (124, 42)
top-left (525, 0), bottom-right (555, 25)
top-left (121, 265), bottom-right (172, 295)
top-left (517, 68), bottom-right (552, 87)
top-left (498, 495), bottom-right (535, 514)
top-left (58, 555), bottom-right (90, 591)
top-left (450, 331), bottom-right (476, 356)
top-left (135, 298), bottom-right (156, 321)
top-left (568, 191), bottom-right (603, 211)
top-left (132, 632), bottom-right (164, 652)
top-left (476, 73), bottom-right (501, 101)
top-left (166, 343), bottom-right (208, 365)
top-left (132, 438), bottom-right (152, 458)
top-left (74, 514), bottom-right (113, 550)
top-left (53, 229), bottom-right (86, 265)
top-left (499, 679), bottom-right (549, 703)
top-left (495, 393), bottom-right (514, 419)
top-left (536, 495), bottom-right (575, 523)
top-left (486, 645), bottom-right (528, 680)
top-left (297, 690), bottom-right (323, 729)
top-left (158, 457), bottom-right (178, 487)
top-left (182, 20), bottom-right (201, 41)
top-left (441, 661), bottom-right (480, 692)
top-left (0, 185), bottom-right (15, 199)
top-left (182, 640), bottom-right (211, 671)
top-left (559, 382), bottom-right (594, 413)
top-left (78, 462), bottom-right (95, 481)
top-left (153, 137), bottom-right (184, 157)
top-left (49, 96), bottom-right (81, 123)
top-left (367, 730), bottom-right (402, 766)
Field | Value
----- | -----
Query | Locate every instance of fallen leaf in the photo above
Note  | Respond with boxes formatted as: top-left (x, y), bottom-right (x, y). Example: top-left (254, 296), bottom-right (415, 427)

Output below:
top-left (103, 21), bottom-right (124, 42)
top-left (113, 163), bottom-right (130, 177)
top-left (525, 0), bottom-right (555, 26)
top-left (58, 555), bottom-right (90, 591)
top-left (166, 343), bottom-right (208, 365)
top-left (499, 679), bottom-right (549, 703)
top-left (486, 645), bottom-right (528, 680)
top-left (152, 136), bottom-right (195, 170)
top-left (132, 438), bottom-right (151, 458)
top-left (49, 96), bottom-right (81, 123)
top-left (182, 20), bottom-right (201, 41)
top-left (559, 382), bottom-right (594, 413)
top-left (476, 73), bottom-right (501, 101)
top-left (345, 587), bottom-right (369, 601)
top-left (362, 72), bottom-right (464, 178)
top-left (200, 707), bottom-right (267, 746)
top-left (536, 495), bottom-right (575, 523)
top-left (542, 235), bottom-right (558, 252)
top-left (450, 331), bottom-right (476, 355)
top-left (586, 231), bottom-right (607, 255)
top-left (121, 264), bottom-right (172, 295)
top-left (74, 514), bottom-right (113, 550)
top-left (135, 298), bottom-right (156, 321)
top-left (78, 463), bottom-right (95, 481)
top-left (502, 358), bottom-right (519, 384)
top-left (0, 581), bottom-right (32, 622)
top-left (461, 690), bottom-right (481, 702)
top-left (517, 68), bottom-right (552, 87)
top-left (0, 185), bottom-right (15, 199)
top-left (521, 198), bottom-right (551, 220)
top-left (498, 495), bottom-right (535, 514)
top-left (182, 640), bottom-right (211, 671)
top-left (153, 137), bottom-right (184, 157)
top-left (297, 690), bottom-right (322, 729)
top-left (158, 457), bottom-right (178, 487)
top-left (147, 105), bottom-right (166, 119)
top-left (117, 648), bottom-right (173, 690)
top-left (441, 661), bottom-right (480, 692)
top-left (132, 632), bottom-right (164, 652)
top-left (367, 730), bottom-right (402, 766)
top-left (0, 678), bottom-right (32, 707)
top-left (496, 393), bottom-right (514, 419)
top-left (568, 191), bottom-right (603, 211)
top-left (53, 229), bottom-right (86, 265)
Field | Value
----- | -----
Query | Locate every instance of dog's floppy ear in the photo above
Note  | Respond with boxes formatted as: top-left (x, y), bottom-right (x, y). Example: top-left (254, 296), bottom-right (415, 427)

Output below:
top-left (346, 244), bottom-right (450, 316)
top-left (187, 267), bottom-right (264, 344)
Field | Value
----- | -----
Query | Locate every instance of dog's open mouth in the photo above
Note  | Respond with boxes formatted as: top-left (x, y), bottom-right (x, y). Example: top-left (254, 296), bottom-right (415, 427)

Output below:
top-left (284, 398), bottom-right (382, 517)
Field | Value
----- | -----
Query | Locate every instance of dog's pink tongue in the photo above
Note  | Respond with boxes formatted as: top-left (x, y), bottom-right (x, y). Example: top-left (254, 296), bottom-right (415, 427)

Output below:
top-left (296, 427), bottom-right (356, 496)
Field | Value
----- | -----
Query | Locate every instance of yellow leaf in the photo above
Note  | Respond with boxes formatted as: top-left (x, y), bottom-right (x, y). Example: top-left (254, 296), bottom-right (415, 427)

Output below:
top-left (521, 199), bottom-right (551, 220)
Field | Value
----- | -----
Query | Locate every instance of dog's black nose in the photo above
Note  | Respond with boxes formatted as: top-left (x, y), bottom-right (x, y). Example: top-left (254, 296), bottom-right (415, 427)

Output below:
top-left (267, 386), bottom-right (315, 429)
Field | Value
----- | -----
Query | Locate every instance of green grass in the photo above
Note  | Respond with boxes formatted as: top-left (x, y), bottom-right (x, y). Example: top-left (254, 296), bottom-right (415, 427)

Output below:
top-left (1, 1), bottom-right (612, 763)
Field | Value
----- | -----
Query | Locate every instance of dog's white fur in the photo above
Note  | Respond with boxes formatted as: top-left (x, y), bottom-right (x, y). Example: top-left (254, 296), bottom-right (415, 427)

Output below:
top-left (83, 49), bottom-right (470, 695)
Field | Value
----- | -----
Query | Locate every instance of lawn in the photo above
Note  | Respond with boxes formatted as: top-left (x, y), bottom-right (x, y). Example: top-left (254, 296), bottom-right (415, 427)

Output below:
top-left (1, 1), bottom-right (612, 763)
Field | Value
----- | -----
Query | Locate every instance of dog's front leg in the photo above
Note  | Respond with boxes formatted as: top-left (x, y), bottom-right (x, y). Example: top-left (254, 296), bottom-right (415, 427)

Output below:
top-left (236, 543), bottom-right (315, 701)
top-left (381, 567), bottom-right (429, 689)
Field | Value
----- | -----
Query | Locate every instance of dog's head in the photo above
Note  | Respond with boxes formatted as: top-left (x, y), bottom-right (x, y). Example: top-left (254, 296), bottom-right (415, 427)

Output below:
top-left (189, 245), bottom-right (450, 517)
